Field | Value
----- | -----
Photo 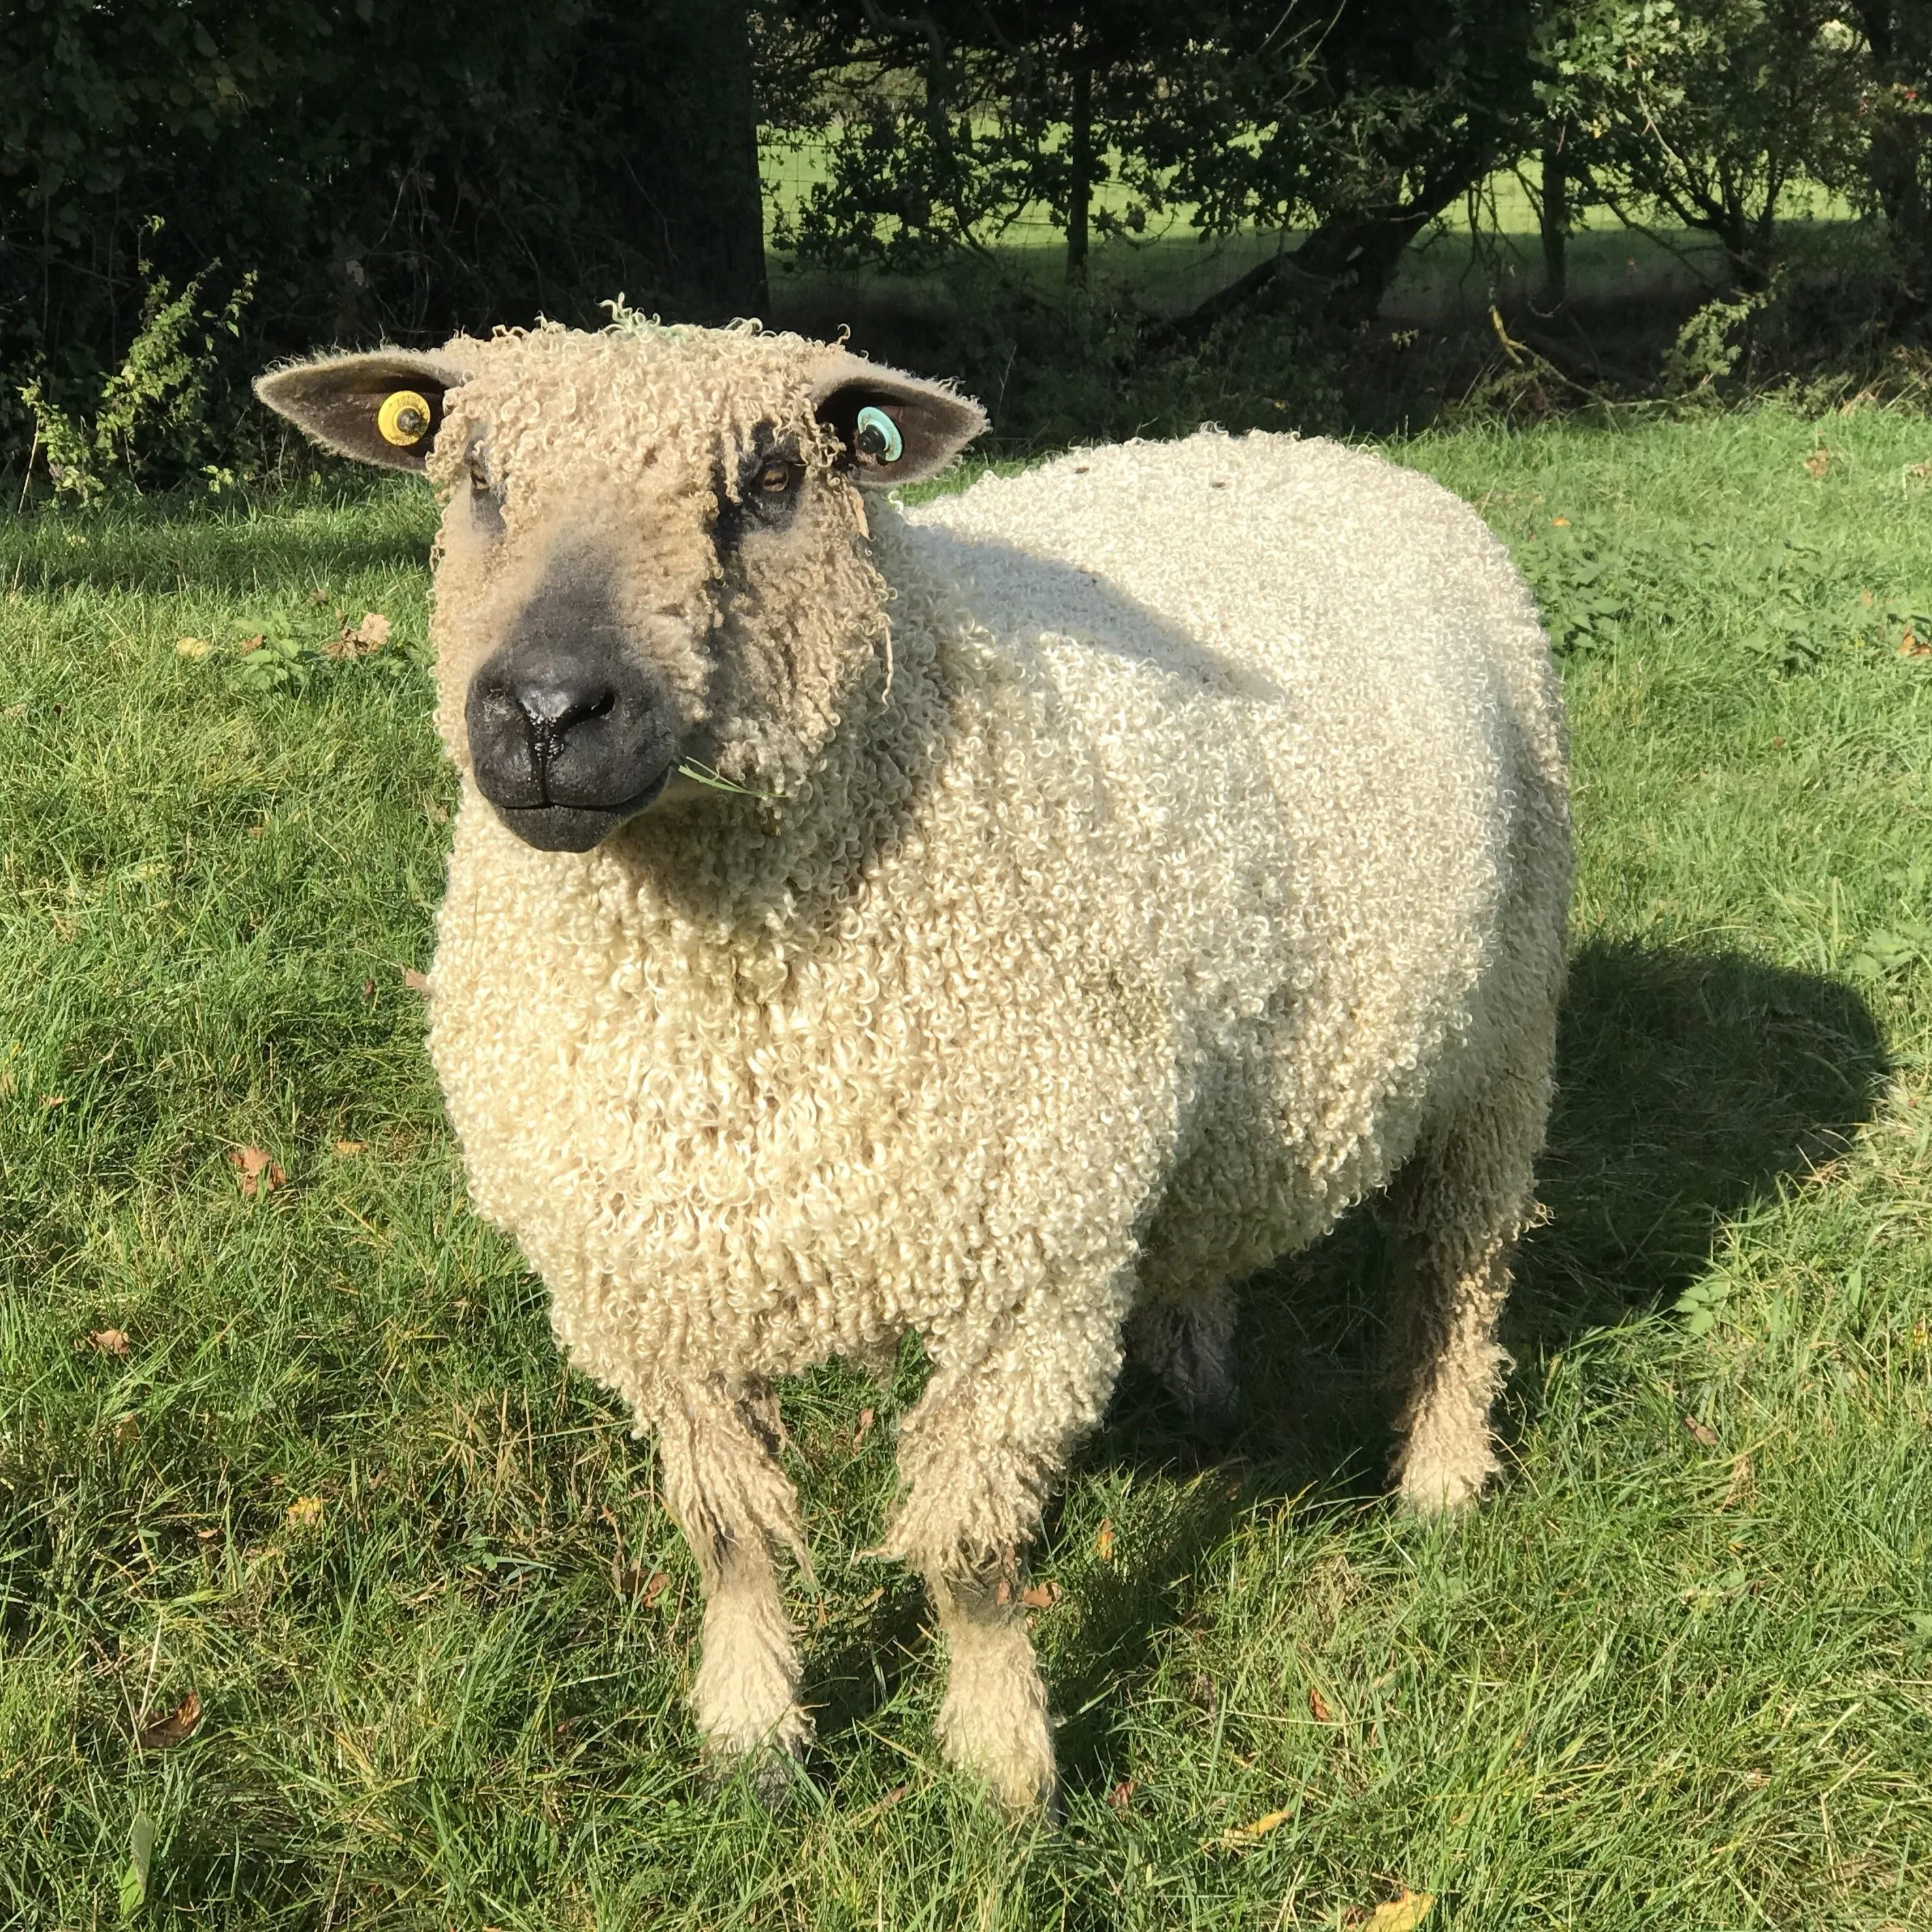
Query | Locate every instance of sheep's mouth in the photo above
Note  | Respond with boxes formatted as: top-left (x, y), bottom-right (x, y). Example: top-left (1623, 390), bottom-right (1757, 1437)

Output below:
top-left (464, 610), bottom-right (681, 852)
top-left (491, 768), bottom-right (673, 852)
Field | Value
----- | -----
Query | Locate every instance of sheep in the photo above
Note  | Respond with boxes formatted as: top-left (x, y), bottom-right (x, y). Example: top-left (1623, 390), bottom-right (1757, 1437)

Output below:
top-left (255, 317), bottom-right (1571, 1811)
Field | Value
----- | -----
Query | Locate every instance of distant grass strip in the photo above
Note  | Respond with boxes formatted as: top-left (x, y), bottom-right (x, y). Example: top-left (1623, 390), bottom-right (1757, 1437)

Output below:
top-left (1, 414), bottom-right (1929, 1927)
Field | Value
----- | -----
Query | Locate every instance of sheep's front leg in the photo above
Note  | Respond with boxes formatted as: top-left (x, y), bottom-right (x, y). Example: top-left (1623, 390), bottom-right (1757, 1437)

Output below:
top-left (652, 1379), bottom-right (813, 1767)
top-left (885, 1279), bottom-right (1130, 1810)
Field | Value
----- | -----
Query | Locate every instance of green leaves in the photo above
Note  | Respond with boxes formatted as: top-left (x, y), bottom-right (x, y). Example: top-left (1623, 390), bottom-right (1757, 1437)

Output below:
top-left (1846, 920), bottom-right (1932, 984)
top-left (16, 223), bottom-right (254, 504)
top-left (1672, 1273), bottom-right (1735, 1337)
top-left (199, 601), bottom-right (426, 701)
top-left (118, 1812), bottom-right (155, 1920)
top-left (1517, 522), bottom-right (1646, 654)
top-left (1513, 511), bottom-right (1932, 682)
top-left (231, 629), bottom-right (321, 696)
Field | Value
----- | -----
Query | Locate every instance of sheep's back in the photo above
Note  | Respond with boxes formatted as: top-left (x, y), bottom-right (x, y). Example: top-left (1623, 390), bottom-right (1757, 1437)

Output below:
top-left (905, 430), bottom-right (1565, 1232)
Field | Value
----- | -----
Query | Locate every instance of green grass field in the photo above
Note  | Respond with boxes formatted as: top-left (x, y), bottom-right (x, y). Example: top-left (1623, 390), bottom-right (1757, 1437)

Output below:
top-left (760, 140), bottom-right (1871, 325)
top-left (3, 409), bottom-right (1930, 1928)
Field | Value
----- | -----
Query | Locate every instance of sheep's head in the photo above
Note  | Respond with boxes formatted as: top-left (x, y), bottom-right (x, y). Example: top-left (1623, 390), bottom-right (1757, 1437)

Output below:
top-left (257, 323), bottom-right (984, 852)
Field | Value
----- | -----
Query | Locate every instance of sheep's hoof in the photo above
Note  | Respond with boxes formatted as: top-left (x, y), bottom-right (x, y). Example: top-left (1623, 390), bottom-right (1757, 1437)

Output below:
top-left (700, 1715), bottom-right (812, 1809)
top-left (937, 1689), bottom-right (1059, 1814)
top-left (1391, 1448), bottom-right (1494, 1515)
top-left (692, 1662), bottom-right (813, 1807)
top-left (948, 1736), bottom-right (1060, 1814)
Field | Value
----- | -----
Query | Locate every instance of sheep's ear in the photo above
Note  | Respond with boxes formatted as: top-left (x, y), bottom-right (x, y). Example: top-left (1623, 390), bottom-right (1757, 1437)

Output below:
top-left (255, 350), bottom-right (469, 474)
top-left (813, 355), bottom-right (986, 487)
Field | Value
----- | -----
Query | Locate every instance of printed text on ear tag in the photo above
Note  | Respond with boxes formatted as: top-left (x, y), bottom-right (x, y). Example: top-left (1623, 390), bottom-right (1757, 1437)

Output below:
top-left (378, 389), bottom-right (433, 447)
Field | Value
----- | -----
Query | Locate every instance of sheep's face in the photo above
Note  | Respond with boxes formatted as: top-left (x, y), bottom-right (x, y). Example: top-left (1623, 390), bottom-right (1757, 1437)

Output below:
top-left (256, 324), bottom-right (984, 852)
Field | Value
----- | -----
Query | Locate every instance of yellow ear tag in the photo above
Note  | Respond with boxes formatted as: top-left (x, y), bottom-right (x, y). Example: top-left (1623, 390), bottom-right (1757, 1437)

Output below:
top-left (378, 389), bottom-right (433, 447)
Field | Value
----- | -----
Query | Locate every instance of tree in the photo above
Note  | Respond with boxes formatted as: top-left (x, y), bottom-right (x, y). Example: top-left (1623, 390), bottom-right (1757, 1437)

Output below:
top-left (757, 1), bottom-right (1193, 285)
top-left (1536, 0), bottom-right (1868, 292)
top-left (1849, 1), bottom-right (1932, 326)
top-left (762, 1), bottom-right (1547, 328)
top-left (1, 0), bottom-right (767, 466)
top-left (1140, 0), bottom-right (1545, 327)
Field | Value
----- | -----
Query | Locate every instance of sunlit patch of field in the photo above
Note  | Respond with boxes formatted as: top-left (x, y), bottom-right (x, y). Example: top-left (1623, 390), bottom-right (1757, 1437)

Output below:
top-left (1, 410), bottom-right (1928, 1926)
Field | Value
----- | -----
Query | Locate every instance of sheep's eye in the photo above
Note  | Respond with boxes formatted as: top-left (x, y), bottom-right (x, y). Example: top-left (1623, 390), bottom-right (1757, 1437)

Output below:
top-left (754, 460), bottom-right (796, 494)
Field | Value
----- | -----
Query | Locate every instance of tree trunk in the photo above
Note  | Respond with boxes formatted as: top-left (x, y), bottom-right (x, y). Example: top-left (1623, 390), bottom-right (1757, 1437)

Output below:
top-left (1722, 189), bottom-right (1771, 295)
top-left (598, 0), bottom-right (769, 322)
top-left (1852, 1), bottom-right (1931, 327)
top-left (1539, 132), bottom-right (1568, 310)
top-left (1290, 184), bottom-right (1470, 327)
top-left (1067, 56), bottom-right (1092, 282)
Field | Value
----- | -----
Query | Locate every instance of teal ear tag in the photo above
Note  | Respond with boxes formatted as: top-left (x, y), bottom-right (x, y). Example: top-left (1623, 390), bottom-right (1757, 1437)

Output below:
top-left (855, 405), bottom-right (905, 464)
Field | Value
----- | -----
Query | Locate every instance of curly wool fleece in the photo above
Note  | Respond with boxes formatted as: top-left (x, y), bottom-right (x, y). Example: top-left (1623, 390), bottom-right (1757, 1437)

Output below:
top-left (276, 319), bottom-right (1570, 1809)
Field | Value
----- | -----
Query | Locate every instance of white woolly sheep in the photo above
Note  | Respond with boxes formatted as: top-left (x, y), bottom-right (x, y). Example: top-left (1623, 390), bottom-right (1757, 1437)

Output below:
top-left (257, 319), bottom-right (1571, 1811)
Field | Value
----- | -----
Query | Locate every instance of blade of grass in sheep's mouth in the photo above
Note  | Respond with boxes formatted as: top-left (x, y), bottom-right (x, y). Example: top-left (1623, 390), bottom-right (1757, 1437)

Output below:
top-left (675, 758), bottom-right (781, 800)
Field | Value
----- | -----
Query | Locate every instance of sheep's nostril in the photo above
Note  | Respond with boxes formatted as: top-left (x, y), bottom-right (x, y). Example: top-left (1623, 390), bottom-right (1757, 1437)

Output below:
top-left (517, 681), bottom-right (617, 737)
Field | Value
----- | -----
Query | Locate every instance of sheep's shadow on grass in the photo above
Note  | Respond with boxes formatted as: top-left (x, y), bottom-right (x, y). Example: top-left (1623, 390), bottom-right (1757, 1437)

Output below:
top-left (1044, 937), bottom-right (1890, 1795)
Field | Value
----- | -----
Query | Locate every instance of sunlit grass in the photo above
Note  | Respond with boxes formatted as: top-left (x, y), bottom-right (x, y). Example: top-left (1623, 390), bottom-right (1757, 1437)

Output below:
top-left (760, 137), bottom-right (1871, 322)
top-left (1, 411), bottom-right (1929, 1926)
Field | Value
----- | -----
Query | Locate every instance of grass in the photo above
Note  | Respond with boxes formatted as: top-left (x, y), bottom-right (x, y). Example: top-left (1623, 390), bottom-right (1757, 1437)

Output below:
top-left (2, 408), bottom-right (1931, 1928)
top-left (760, 138), bottom-right (1873, 325)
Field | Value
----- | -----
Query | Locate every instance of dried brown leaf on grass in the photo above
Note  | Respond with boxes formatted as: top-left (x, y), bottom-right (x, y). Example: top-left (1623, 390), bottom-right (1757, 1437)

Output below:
top-left (1020, 1581), bottom-right (1061, 1611)
top-left (285, 1495), bottom-right (324, 1530)
top-left (1804, 448), bottom-right (1831, 480)
top-left (853, 1782), bottom-right (909, 1822)
top-left (641, 1570), bottom-right (671, 1607)
top-left (851, 1406), bottom-right (875, 1451)
top-left (1682, 1415), bottom-right (1720, 1449)
top-left (229, 1146), bottom-right (286, 1197)
top-left (327, 611), bottom-right (392, 658)
top-left (1308, 1684), bottom-right (1339, 1724)
top-left (137, 1692), bottom-right (202, 1749)
top-left (88, 1328), bottom-right (130, 1357)
top-left (1215, 1807), bottom-right (1292, 1849)
top-left (400, 967), bottom-right (429, 993)
top-left (1094, 1517), bottom-right (1115, 1561)
top-left (1107, 1778), bottom-right (1135, 1812)
top-left (1345, 1890), bottom-right (1434, 1931)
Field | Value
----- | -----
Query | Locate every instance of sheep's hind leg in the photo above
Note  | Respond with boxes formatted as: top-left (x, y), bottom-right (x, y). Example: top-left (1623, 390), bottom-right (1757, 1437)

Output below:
top-left (1127, 1281), bottom-right (1237, 1423)
top-left (1385, 1065), bottom-right (1549, 1514)
top-left (652, 1379), bottom-right (813, 1778)
top-left (885, 1278), bottom-right (1130, 1811)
